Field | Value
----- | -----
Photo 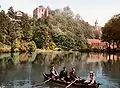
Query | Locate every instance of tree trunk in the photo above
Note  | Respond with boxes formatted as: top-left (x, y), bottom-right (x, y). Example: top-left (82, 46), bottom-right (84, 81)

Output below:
top-left (106, 42), bottom-right (110, 49)
top-left (108, 42), bottom-right (111, 49)
top-left (116, 40), bottom-right (119, 49)
top-left (113, 41), bottom-right (115, 49)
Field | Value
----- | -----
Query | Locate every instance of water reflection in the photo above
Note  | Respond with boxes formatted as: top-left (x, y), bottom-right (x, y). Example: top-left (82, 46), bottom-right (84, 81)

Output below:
top-left (0, 52), bottom-right (120, 88)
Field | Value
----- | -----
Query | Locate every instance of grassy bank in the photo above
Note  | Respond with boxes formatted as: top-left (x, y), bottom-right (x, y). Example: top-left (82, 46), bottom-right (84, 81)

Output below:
top-left (1, 42), bottom-right (120, 54)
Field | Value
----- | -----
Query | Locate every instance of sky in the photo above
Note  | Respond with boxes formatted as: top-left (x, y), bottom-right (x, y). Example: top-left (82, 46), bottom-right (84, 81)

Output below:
top-left (0, 0), bottom-right (120, 26)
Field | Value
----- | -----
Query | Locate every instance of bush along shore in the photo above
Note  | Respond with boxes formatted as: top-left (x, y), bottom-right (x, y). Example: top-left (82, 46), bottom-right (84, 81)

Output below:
top-left (1, 41), bottom-right (120, 54)
top-left (0, 41), bottom-right (36, 53)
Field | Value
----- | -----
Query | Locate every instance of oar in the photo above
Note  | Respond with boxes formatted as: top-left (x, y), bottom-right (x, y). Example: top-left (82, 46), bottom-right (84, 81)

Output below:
top-left (65, 78), bottom-right (78, 88)
top-left (32, 78), bottom-right (51, 88)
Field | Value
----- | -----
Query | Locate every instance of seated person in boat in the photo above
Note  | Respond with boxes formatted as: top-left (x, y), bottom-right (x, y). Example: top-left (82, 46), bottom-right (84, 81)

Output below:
top-left (88, 71), bottom-right (96, 85)
top-left (59, 67), bottom-right (68, 81)
top-left (50, 66), bottom-right (59, 80)
top-left (69, 68), bottom-right (78, 81)
top-left (85, 71), bottom-right (96, 85)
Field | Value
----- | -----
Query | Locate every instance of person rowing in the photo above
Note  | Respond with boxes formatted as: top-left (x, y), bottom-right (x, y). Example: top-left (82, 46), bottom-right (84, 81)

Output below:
top-left (50, 63), bottom-right (59, 80)
top-left (69, 68), bottom-right (78, 81)
top-left (59, 67), bottom-right (69, 82)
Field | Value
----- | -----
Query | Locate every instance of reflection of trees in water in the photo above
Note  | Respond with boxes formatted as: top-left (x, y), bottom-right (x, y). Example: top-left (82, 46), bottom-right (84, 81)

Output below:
top-left (77, 53), bottom-right (103, 77)
top-left (32, 52), bottom-right (53, 66)
top-left (32, 51), bottom-right (86, 70)
top-left (0, 56), bottom-right (15, 85)
top-left (19, 52), bottom-right (30, 63)
top-left (0, 52), bottom-right (35, 86)
top-left (53, 52), bottom-right (83, 66)
top-left (19, 52), bottom-right (37, 64)
top-left (0, 52), bottom-right (31, 65)
top-left (101, 53), bottom-right (120, 88)
top-left (102, 54), bottom-right (120, 80)
top-left (0, 57), bottom-right (14, 69)
top-left (32, 52), bottom-right (103, 71)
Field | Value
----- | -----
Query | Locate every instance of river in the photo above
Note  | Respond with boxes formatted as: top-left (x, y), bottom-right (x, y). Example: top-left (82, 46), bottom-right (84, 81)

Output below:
top-left (0, 51), bottom-right (120, 88)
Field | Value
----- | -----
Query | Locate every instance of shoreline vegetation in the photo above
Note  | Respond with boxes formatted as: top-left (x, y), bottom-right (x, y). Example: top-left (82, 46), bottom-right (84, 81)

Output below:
top-left (1, 6), bottom-right (120, 53)
top-left (1, 42), bottom-right (120, 53)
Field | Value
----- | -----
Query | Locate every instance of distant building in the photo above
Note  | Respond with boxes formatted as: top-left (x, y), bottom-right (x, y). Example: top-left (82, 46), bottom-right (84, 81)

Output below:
top-left (87, 39), bottom-right (106, 49)
top-left (33, 5), bottom-right (50, 19)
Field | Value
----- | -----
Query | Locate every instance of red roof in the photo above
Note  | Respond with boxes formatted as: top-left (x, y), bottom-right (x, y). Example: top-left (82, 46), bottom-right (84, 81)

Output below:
top-left (87, 39), bottom-right (101, 44)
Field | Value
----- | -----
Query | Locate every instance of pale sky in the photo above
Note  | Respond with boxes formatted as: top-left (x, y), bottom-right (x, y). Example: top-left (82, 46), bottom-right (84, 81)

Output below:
top-left (0, 0), bottom-right (120, 26)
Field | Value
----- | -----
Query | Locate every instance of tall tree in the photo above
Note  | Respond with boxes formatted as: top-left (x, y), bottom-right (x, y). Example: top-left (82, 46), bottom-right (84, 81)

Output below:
top-left (102, 13), bottom-right (120, 49)
top-left (20, 14), bottom-right (33, 41)
top-left (7, 6), bottom-right (15, 19)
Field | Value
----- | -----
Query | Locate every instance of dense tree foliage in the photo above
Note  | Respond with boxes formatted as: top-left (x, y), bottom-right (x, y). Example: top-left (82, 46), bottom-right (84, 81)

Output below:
top-left (102, 13), bottom-right (120, 49)
top-left (0, 6), bottom-right (99, 52)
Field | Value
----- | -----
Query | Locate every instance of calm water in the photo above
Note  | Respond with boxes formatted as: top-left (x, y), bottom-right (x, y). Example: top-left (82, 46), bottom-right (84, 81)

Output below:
top-left (0, 51), bottom-right (120, 88)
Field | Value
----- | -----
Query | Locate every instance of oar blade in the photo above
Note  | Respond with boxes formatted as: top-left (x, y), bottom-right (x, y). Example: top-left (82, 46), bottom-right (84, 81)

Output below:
top-left (32, 84), bottom-right (42, 88)
top-left (65, 78), bottom-right (78, 88)
top-left (32, 78), bottom-right (51, 88)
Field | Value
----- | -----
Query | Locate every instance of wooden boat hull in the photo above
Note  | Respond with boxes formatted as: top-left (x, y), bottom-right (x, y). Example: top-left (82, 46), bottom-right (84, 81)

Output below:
top-left (43, 73), bottom-right (99, 88)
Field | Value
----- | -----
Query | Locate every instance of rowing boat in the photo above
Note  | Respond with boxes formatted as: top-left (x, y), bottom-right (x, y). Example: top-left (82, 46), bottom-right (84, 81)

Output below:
top-left (43, 73), bottom-right (100, 88)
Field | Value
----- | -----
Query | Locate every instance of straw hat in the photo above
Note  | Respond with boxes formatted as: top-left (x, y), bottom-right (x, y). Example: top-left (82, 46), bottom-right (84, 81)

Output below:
top-left (90, 71), bottom-right (94, 74)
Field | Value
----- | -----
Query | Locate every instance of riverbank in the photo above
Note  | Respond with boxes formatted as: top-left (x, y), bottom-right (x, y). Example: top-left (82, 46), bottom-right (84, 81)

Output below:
top-left (78, 48), bottom-right (120, 53)
top-left (1, 42), bottom-right (120, 53)
top-left (1, 48), bottom-right (120, 54)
